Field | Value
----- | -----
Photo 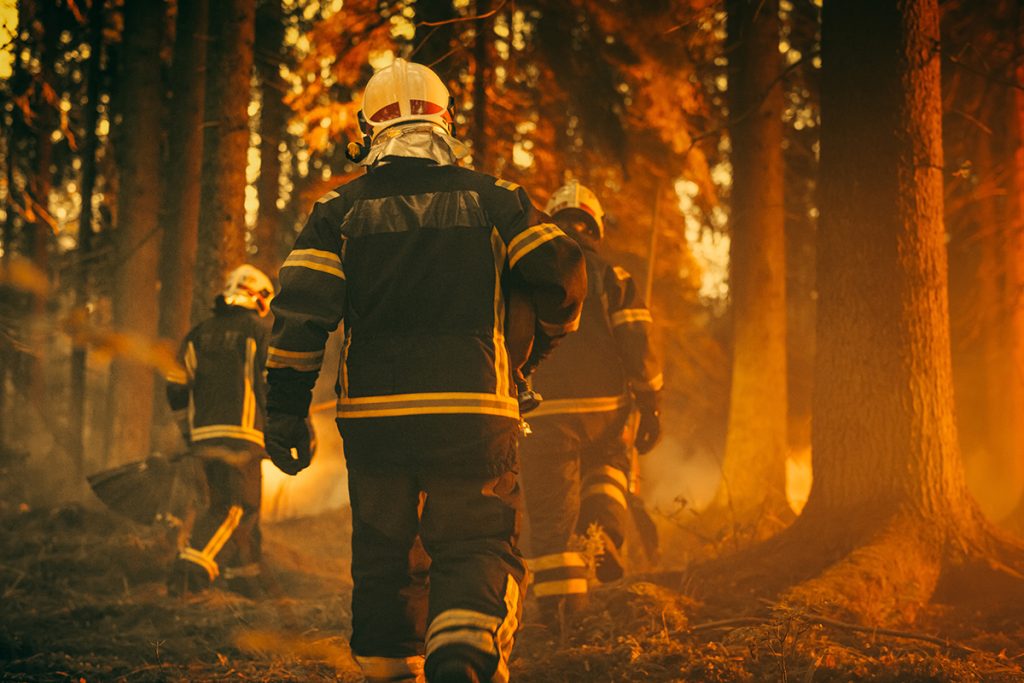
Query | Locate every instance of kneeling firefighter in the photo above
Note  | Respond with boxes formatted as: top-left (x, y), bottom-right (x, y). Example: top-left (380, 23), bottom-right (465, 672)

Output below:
top-left (165, 265), bottom-right (277, 597)
top-left (262, 59), bottom-right (587, 682)
top-left (518, 180), bottom-right (664, 624)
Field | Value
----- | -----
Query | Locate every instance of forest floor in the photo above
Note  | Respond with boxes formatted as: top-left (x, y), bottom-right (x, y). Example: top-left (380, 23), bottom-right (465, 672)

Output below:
top-left (1, 457), bottom-right (1024, 682)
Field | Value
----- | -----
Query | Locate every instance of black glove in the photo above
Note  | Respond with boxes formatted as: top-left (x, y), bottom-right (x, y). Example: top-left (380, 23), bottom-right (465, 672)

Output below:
top-left (265, 412), bottom-right (315, 475)
top-left (633, 391), bottom-right (662, 455)
top-left (519, 328), bottom-right (562, 380)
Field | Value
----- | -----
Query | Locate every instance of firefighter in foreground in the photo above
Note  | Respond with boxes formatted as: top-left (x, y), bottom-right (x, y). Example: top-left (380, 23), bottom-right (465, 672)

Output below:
top-left (263, 59), bottom-right (586, 683)
top-left (518, 180), bottom-right (663, 625)
top-left (164, 265), bottom-right (275, 597)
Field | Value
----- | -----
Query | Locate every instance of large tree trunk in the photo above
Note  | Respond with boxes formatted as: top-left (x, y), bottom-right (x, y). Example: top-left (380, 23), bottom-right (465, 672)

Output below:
top-left (159, 0), bottom-right (208, 344)
top-left (716, 0), bottom-right (789, 524)
top-left (1003, 3), bottom-right (1024, 531)
top-left (107, 0), bottom-right (166, 466)
top-left (253, 0), bottom-right (286, 276)
top-left (69, 0), bottom-right (106, 477)
top-left (193, 0), bottom-right (256, 321)
top-left (693, 0), bottom-right (1024, 625)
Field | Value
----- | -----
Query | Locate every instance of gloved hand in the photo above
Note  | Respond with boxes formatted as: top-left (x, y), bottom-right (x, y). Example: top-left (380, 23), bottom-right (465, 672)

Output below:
top-left (519, 328), bottom-right (562, 380)
top-left (633, 391), bottom-right (662, 455)
top-left (265, 412), bottom-right (315, 475)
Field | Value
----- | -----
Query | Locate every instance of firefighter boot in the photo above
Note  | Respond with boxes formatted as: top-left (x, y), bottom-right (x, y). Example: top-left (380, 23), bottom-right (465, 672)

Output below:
top-left (429, 660), bottom-right (481, 683)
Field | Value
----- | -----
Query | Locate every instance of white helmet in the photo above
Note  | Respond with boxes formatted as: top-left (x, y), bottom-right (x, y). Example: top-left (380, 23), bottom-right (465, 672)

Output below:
top-left (221, 265), bottom-right (274, 317)
top-left (360, 58), bottom-right (453, 140)
top-left (545, 180), bottom-right (605, 239)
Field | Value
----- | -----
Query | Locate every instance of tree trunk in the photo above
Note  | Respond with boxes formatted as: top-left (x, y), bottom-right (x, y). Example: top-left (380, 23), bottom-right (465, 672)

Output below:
top-left (471, 0), bottom-right (491, 172)
top-left (159, 0), bottom-right (208, 344)
top-left (693, 0), bottom-right (1024, 625)
top-left (716, 0), bottom-right (789, 524)
top-left (107, 0), bottom-right (166, 466)
top-left (70, 0), bottom-right (106, 478)
top-left (1003, 3), bottom-right (1024, 531)
top-left (413, 0), bottom-right (455, 70)
top-left (253, 0), bottom-right (287, 276)
top-left (194, 0), bottom-right (256, 321)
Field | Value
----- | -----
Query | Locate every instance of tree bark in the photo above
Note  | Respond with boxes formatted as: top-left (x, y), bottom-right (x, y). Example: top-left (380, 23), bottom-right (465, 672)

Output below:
top-left (413, 0), bottom-right (455, 70)
top-left (253, 0), bottom-right (287, 276)
top-left (471, 0), bottom-right (491, 172)
top-left (70, 0), bottom-right (106, 477)
top-left (692, 0), bottom-right (1024, 625)
top-left (159, 0), bottom-right (208, 343)
top-left (107, 0), bottom-right (166, 466)
top-left (194, 0), bottom-right (256, 321)
top-left (716, 0), bottom-right (789, 523)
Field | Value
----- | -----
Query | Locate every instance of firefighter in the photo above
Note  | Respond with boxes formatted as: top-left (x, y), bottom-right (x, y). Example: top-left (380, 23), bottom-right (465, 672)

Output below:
top-left (263, 59), bottom-right (586, 683)
top-left (165, 264), bottom-right (275, 597)
top-left (518, 180), bottom-right (663, 624)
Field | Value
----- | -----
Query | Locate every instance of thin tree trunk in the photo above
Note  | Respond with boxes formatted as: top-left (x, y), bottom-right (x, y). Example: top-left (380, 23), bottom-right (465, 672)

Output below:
top-left (70, 0), bottom-right (105, 477)
top-left (194, 0), bottom-right (256, 321)
top-left (471, 0), bottom-right (491, 172)
top-left (108, 0), bottom-right (166, 466)
top-left (717, 0), bottom-right (788, 522)
top-left (253, 0), bottom-right (286, 275)
top-left (159, 0), bottom-right (208, 343)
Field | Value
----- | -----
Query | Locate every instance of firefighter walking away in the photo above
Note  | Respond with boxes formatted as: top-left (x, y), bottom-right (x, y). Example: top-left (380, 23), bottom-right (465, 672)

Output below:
top-left (518, 180), bottom-right (664, 631)
top-left (263, 58), bottom-right (587, 682)
top-left (165, 265), bottom-right (278, 597)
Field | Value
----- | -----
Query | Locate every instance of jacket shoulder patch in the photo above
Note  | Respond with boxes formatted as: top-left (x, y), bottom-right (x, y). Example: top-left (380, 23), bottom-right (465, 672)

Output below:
top-left (494, 179), bottom-right (520, 192)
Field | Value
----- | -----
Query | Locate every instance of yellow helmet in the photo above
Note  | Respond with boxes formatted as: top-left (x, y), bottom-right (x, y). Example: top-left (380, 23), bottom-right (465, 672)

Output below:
top-left (221, 265), bottom-right (274, 317)
top-left (360, 58), bottom-right (453, 140)
top-left (545, 180), bottom-right (605, 240)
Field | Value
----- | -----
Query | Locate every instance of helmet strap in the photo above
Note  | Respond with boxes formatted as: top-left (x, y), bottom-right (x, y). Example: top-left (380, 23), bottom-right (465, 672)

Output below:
top-left (346, 110), bottom-right (373, 163)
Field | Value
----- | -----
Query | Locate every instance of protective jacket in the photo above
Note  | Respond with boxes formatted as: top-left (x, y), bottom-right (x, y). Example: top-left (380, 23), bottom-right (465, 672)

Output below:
top-left (529, 248), bottom-right (662, 416)
top-left (166, 304), bottom-right (269, 450)
top-left (266, 156), bottom-right (587, 476)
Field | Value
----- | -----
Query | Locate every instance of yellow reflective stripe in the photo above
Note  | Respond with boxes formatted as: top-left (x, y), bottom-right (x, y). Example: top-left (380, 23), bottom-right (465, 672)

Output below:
top-left (610, 308), bottom-right (653, 326)
top-left (588, 465), bottom-right (629, 490)
top-left (203, 505), bottom-right (243, 559)
top-left (222, 563), bottom-right (261, 579)
top-left (494, 178), bottom-right (520, 192)
top-left (426, 610), bottom-right (502, 639)
top-left (582, 482), bottom-right (628, 509)
top-left (191, 425), bottom-right (266, 446)
top-left (315, 190), bottom-right (340, 204)
top-left (491, 228), bottom-right (510, 398)
top-left (184, 341), bottom-right (197, 380)
top-left (178, 547), bottom-right (219, 581)
top-left (354, 655), bottom-right (425, 680)
top-left (528, 395), bottom-right (628, 417)
top-left (533, 578), bottom-right (588, 597)
top-left (507, 223), bottom-right (565, 268)
top-left (634, 372), bottom-right (664, 392)
top-left (527, 552), bottom-right (586, 573)
top-left (243, 338), bottom-right (256, 430)
top-left (337, 392), bottom-right (519, 419)
top-left (494, 575), bottom-right (521, 683)
top-left (282, 248), bottom-right (345, 280)
top-left (425, 630), bottom-right (497, 658)
top-left (266, 346), bottom-right (324, 371)
top-left (164, 366), bottom-right (187, 384)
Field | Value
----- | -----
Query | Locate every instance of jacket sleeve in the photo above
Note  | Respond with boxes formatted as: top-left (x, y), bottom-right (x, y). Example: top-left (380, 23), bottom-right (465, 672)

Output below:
top-left (605, 265), bottom-right (663, 394)
top-left (266, 200), bottom-right (347, 416)
top-left (165, 332), bottom-right (196, 436)
top-left (491, 181), bottom-right (586, 338)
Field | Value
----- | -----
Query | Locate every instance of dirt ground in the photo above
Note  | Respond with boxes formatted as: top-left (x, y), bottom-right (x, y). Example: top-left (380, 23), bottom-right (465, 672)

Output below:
top-left (2, 457), bottom-right (1023, 683)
